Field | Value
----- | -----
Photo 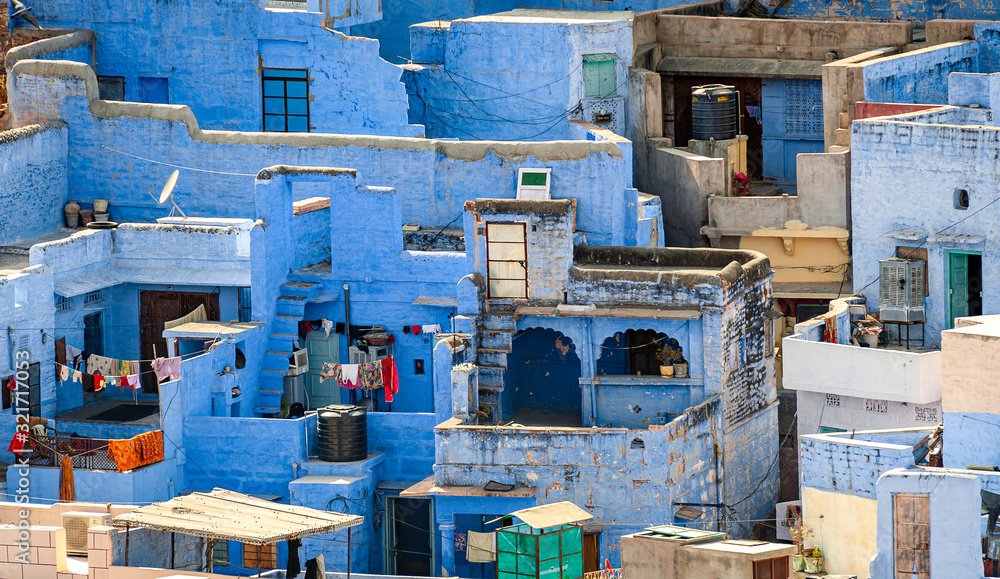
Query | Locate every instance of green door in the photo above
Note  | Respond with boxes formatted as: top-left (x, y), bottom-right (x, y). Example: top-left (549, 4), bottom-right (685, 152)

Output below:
top-left (948, 252), bottom-right (970, 328)
top-left (305, 330), bottom-right (340, 409)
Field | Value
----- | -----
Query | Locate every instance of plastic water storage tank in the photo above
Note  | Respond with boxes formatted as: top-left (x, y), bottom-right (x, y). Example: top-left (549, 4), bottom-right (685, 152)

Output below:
top-left (691, 84), bottom-right (739, 141)
top-left (318, 404), bottom-right (368, 462)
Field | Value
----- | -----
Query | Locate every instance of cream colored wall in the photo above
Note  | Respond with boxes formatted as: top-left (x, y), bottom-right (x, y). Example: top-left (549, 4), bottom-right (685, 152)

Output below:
top-left (941, 325), bottom-right (1000, 414)
top-left (738, 236), bottom-right (849, 285)
top-left (802, 486), bottom-right (878, 578)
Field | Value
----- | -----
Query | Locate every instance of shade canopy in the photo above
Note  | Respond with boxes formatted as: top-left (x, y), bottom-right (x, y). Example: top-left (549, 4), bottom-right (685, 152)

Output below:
top-left (491, 501), bottom-right (593, 530)
top-left (112, 488), bottom-right (363, 545)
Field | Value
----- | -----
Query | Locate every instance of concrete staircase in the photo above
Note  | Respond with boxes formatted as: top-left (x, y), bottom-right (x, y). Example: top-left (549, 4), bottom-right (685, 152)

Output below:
top-left (475, 303), bottom-right (517, 423)
top-left (254, 281), bottom-right (320, 415)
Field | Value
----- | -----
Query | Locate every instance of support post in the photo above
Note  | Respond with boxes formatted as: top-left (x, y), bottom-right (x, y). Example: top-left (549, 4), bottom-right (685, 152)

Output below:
top-left (347, 527), bottom-right (352, 579)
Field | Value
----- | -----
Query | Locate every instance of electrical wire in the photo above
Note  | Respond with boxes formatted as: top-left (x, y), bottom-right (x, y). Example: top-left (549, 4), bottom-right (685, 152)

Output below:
top-left (101, 145), bottom-right (258, 177)
top-left (728, 409), bottom-right (797, 509)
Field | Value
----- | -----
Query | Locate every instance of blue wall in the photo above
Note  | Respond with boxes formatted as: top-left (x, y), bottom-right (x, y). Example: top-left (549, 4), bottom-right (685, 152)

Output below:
top-left (0, 125), bottom-right (67, 245)
top-left (504, 328), bottom-right (582, 416)
top-left (863, 42), bottom-right (979, 105)
top-left (29, 0), bottom-right (419, 136)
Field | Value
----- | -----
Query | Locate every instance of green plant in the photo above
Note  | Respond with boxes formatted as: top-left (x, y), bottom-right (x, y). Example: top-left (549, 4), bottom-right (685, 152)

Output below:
top-left (787, 520), bottom-right (814, 555)
top-left (656, 345), bottom-right (681, 365)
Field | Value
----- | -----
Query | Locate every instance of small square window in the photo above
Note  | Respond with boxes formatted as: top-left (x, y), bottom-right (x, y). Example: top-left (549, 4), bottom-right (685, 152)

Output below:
top-left (97, 76), bottom-right (125, 101)
top-left (262, 68), bottom-right (311, 133)
top-left (55, 295), bottom-right (72, 312)
top-left (954, 188), bottom-right (970, 210)
top-left (84, 290), bottom-right (104, 304)
top-left (414, 359), bottom-right (425, 375)
top-left (211, 540), bottom-right (229, 567)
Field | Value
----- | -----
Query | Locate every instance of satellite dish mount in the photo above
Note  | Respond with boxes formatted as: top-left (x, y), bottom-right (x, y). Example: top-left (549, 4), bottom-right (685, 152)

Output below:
top-left (157, 170), bottom-right (188, 218)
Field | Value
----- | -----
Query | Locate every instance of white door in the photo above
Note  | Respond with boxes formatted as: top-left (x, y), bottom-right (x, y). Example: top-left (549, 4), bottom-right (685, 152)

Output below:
top-left (486, 222), bottom-right (528, 299)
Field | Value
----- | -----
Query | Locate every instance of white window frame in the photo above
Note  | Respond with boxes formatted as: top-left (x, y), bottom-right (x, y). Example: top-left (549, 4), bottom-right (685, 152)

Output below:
top-left (516, 168), bottom-right (552, 200)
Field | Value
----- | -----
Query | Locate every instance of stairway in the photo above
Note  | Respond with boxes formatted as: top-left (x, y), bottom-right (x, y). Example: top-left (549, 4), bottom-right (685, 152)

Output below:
top-left (475, 303), bottom-right (517, 423)
top-left (254, 281), bottom-right (320, 415)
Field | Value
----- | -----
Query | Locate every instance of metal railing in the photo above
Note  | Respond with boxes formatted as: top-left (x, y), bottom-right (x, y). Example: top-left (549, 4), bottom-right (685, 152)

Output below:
top-left (585, 569), bottom-right (622, 579)
top-left (23, 434), bottom-right (118, 471)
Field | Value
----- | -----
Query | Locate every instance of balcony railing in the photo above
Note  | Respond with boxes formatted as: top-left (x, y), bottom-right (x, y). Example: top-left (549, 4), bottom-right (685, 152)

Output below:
top-left (23, 434), bottom-right (118, 470)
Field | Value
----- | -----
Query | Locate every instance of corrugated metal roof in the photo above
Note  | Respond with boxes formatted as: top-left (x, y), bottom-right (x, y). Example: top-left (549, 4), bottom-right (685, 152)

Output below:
top-left (112, 488), bottom-right (363, 545)
top-left (504, 502), bottom-right (593, 529)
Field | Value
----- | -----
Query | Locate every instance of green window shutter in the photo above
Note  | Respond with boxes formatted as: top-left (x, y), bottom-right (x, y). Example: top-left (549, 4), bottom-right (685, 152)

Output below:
top-left (584, 54), bottom-right (616, 98)
top-left (520, 172), bottom-right (548, 186)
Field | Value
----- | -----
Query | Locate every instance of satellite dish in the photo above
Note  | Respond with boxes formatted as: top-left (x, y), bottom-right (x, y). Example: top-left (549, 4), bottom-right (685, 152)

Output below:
top-left (156, 170), bottom-right (187, 218)
top-left (10, 0), bottom-right (42, 29)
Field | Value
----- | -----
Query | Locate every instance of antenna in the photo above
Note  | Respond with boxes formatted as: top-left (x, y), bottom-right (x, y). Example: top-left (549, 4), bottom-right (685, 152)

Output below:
top-left (157, 170), bottom-right (187, 218)
top-left (11, 0), bottom-right (43, 29)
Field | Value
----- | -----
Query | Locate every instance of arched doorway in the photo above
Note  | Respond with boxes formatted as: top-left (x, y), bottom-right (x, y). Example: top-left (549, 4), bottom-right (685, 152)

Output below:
top-left (503, 328), bottom-right (582, 425)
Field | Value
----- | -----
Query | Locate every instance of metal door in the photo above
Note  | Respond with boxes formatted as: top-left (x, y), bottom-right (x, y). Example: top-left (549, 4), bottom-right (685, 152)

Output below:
top-left (304, 330), bottom-right (339, 409)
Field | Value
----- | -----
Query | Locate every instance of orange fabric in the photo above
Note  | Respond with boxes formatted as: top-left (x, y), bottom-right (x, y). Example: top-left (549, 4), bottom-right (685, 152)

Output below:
top-left (108, 430), bottom-right (165, 473)
top-left (59, 455), bottom-right (75, 502)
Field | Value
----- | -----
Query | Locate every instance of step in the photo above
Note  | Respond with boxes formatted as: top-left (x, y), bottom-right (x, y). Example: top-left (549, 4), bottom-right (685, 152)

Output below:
top-left (478, 346), bottom-right (511, 354)
top-left (280, 282), bottom-right (318, 298)
top-left (269, 332), bottom-right (297, 351)
top-left (482, 316), bottom-right (516, 331)
top-left (277, 298), bottom-right (307, 316)
top-left (258, 387), bottom-right (284, 395)
top-left (838, 111), bottom-right (850, 130)
top-left (476, 351), bottom-right (508, 367)
top-left (834, 127), bottom-right (850, 147)
top-left (262, 353), bottom-right (290, 372)
top-left (273, 314), bottom-right (300, 334)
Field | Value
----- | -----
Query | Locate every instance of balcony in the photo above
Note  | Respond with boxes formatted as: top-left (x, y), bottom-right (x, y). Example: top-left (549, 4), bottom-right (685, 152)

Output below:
top-left (782, 334), bottom-right (941, 404)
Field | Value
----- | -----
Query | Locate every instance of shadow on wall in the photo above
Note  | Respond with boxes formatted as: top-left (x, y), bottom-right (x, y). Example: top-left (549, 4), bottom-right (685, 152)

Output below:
top-left (504, 328), bottom-right (582, 418)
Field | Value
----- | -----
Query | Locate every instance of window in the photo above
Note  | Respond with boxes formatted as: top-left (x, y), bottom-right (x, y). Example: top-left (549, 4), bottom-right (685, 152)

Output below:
top-left (485, 222), bottom-right (528, 299)
top-left (753, 556), bottom-right (789, 579)
top-left (243, 542), bottom-right (277, 569)
top-left (516, 168), bottom-right (552, 200)
top-left (819, 426), bottom-right (847, 434)
top-left (238, 287), bottom-right (253, 323)
top-left (84, 289), bottom-right (104, 304)
top-left (954, 188), bottom-right (970, 210)
top-left (583, 54), bottom-right (616, 98)
top-left (414, 359), bottom-right (425, 375)
top-left (211, 540), bottom-right (229, 568)
top-left (55, 295), bottom-right (72, 312)
top-left (138, 76), bottom-right (169, 104)
top-left (97, 76), bottom-right (125, 101)
top-left (262, 68), bottom-right (310, 133)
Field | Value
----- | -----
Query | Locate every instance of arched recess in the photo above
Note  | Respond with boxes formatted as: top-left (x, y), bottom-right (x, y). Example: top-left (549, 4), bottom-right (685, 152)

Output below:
top-left (596, 329), bottom-right (683, 376)
top-left (503, 327), bottom-right (582, 422)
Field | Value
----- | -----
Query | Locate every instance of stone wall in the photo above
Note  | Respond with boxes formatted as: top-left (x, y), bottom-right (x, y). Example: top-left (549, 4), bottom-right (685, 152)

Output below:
top-left (0, 124), bottom-right (67, 245)
top-left (799, 429), bottom-right (927, 499)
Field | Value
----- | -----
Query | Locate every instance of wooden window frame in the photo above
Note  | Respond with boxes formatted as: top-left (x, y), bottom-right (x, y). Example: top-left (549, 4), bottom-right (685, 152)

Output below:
top-left (752, 555), bottom-right (789, 579)
top-left (243, 542), bottom-right (277, 570)
top-left (485, 222), bottom-right (528, 300)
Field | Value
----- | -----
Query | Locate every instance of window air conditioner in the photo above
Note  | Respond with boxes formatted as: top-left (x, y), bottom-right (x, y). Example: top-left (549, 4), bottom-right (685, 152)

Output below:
top-left (515, 168), bottom-right (552, 200)
top-left (62, 512), bottom-right (111, 556)
top-left (287, 349), bottom-right (309, 376)
top-left (879, 258), bottom-right (925, 322)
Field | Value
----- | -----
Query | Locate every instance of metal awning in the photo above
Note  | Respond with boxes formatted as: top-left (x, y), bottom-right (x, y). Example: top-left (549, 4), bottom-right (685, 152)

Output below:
top-left (490, 501), bottom-right (593, 529)
top-left (112, 488), bottom-right (363, 545)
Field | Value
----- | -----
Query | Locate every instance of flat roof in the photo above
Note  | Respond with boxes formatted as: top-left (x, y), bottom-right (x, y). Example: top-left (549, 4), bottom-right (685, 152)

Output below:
top-left (462, 9), bottom-right (633, 24)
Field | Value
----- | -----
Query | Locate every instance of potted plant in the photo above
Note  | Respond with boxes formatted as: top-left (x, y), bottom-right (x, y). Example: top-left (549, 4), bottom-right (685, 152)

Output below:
top-left (787, 520), bottom-right (814, 572)
top-left (804, 546), bottom-right (824, 573)
top-left (854, 315), bottom-right (883, 348)
top-left (673, 354), bottom-right (688, 378)
top-left (656, 345), bottom-right (679, 377)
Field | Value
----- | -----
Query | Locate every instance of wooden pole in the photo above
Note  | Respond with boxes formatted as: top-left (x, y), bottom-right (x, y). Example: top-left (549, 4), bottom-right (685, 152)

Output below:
top-left (347, 527), bottom-right (352, 579)
top-left (170, 532), bottom-right (175, 569)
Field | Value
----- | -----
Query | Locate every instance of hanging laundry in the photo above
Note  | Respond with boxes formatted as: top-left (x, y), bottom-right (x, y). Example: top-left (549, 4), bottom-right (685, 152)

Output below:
top-left (412, 325), bottom-right (421, 335)
top-left (4, 375), bottom-right (16, 391)
top-left (66, 344), bottom-right (83, 368)
top-left (335, 322), bottom-right (345, 335)
top-left (7, 431), bottom-right (29, 455)
top-left (124, 374), bottom-right (141, 391)
top-left (164, 304), bottom-right (207, 330)
top-left (322, 319), bottom-right (334, 338)
top-left (87, 354), bottom-right (117, 377)
top-left (59, 455), bottom-right (75, 502)
top-left (305, 555), bottom-right (326, 579)
top-left (58, 365), bottom-right (70, 382)
top-left (82, 373), bottom-right (94, 393)
top-left (72, 370), bottom-right (83, 383)
top-left (2, 379), bottom-right (10, 410)
top-left (421, 324), bottom-right (442, 334)
top-left (340, 364), bottom-right (360, 389)
top-left (151, 357), bottom-right (181, 383)
top-left (287, 538), bottom-right (302, 579)
top-left (92, 372), bottom-right (106, 392)
top-left (380, 357), bottom-right (399, 403)
top-left (466, 531), bottom-right (496, 563)
top-left (359, 362), bottom-right (383, 391)
top-left (54, 337), bottom-right (66, 367)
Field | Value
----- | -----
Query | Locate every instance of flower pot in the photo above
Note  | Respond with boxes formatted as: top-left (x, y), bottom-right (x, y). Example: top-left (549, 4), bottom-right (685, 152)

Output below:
top-left (94, 212), bottom-right (110, 222)
top-left (659, 365), bottom-right (674, 378)
top-left (64, 212), bottom-right (79, 228)
top-left (93, 199), bottom-right (109, 213)
top-left (791, 554), bottom-right (806, 572)
top-left (861, 333), bottom-right (879, 348)
top-left (673, 362), bottom-right (688, 378)
top-left (79, 210), bottom-right (94, 225)
top-left (804, 557), bottom-right (824, 573)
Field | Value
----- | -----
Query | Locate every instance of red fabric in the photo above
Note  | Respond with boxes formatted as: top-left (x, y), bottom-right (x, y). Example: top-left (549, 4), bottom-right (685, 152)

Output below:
top-left (4, 376), bottom-right (15, 391)
top-left (412, 325), bottom-right (421, 335)
top-left (380, 356), bottom-right (399, 403)
top-left (7, 431), bottom-right (28, 455)
top-left (93, 372), bottom-right (106, 392)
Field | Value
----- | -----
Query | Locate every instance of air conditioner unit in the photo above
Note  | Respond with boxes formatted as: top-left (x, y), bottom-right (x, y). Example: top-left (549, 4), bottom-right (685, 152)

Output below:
top-left (62, 512), bottom-right (111, 556)
top-left (879, 258), bottom-right (926, 322)
top-left (516, 168), bottom-right (552, 200)
top-left (287, 349), bottom-right (309, 376)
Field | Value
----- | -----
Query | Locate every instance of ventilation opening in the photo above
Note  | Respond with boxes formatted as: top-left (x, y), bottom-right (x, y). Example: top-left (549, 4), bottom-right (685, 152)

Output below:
top-left (630, 437), bottom-right (645, 450)
top-left (954, 188), bottom-right (970, 210)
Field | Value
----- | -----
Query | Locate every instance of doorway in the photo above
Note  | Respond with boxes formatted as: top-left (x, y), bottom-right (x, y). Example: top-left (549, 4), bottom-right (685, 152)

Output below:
top-left (385, 497), bottom-right (433, 576)
top-left (139, 291), bottom-right (220, 393)
top-left (947, 251), bottom-right (982, 328)
top-left (304, 330), bottom-right (339, 409)
top-left (503, 328), bottom-right (582, 426)
top-left (486, 222), bottom-right (528, 300)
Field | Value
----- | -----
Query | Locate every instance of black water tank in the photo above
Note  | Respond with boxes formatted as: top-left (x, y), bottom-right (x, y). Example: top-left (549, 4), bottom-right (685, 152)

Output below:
top-left (318, 404), bottom-right (368, 462)
top-left (691, 84), bottom-right (739, 141)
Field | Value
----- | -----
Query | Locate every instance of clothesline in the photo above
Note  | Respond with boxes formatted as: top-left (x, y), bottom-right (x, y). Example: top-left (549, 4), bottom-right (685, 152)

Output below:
top-left (52, 332), bottom-right (216, 364)
top-left (320, 356), bottom-right (399, 403)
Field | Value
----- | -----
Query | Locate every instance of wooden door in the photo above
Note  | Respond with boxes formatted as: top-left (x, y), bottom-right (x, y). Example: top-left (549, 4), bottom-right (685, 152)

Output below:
top-left (486, 222), bottom-right (528, 300)
top-left (583, 533), bottom-right (600, 573)
top-left (139, 291), bottom-right (219, 393)
top-left (894, 493), bottom-right (931, 579)
top-left (304, 330), bottom-right (340, 409)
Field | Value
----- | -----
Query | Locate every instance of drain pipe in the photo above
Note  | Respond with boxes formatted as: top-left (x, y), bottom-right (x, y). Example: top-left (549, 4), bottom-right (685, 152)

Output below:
top-left (586, 318), bottom-right (598, 426)
top-left (343, 283), bottom-right (355, 405)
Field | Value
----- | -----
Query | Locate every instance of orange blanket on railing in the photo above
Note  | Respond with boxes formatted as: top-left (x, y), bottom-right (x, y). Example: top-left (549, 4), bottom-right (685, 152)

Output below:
top-left (107, 430), bottom-right (165, 473)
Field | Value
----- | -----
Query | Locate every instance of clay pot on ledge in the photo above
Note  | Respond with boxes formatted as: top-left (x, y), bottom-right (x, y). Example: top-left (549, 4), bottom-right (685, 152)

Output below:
top-left (659, 365), bottom-right (674, 378)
